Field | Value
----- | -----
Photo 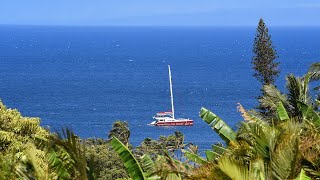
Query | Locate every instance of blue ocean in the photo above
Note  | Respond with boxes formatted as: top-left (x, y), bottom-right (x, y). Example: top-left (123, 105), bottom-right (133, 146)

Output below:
top-left (0, 26), bottom-right (319, 149)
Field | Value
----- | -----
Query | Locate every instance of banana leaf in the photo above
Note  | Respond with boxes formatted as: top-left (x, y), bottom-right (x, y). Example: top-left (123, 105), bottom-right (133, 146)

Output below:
top-left (204, 145), bottom-right (226, 161)
top-left (181, 149), bottom-right (208, 165)
top-left (110, 137), bottom-right (146, 180)
top-left (200, 107), bottom-right (236, 144)
top-left (212, 144), bottom-right (226, 155)
top-left (297, 101), bottom-right (320, 127)
top-left (205, 150), bottom-right (218, 161)
top-left (141, 154), bottom-right (154, 175)
top-left (276, 102), bottom-right (289, 121)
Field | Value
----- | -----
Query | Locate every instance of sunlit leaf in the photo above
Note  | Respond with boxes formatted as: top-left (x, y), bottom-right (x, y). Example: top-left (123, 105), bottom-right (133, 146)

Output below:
top-left (111, 136), bottom-right (146, 180)
top-left (200, 107), bottom-right (236, 144)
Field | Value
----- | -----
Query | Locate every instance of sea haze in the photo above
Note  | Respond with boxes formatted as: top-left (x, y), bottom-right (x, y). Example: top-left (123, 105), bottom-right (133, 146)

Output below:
top-left (0, 25), bottom-right (319, 150)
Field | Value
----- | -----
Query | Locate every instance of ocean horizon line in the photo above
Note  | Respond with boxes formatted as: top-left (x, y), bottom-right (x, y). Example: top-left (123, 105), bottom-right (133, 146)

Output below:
top-left (1, 24), bottom-right (320, 28)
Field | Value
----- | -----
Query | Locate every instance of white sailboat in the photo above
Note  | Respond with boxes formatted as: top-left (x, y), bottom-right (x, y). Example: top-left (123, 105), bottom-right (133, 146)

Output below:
top-left (150, 65), bottom-right (193, 126)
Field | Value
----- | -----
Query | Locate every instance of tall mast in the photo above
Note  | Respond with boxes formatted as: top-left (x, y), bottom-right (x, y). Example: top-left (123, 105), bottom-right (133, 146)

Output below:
top-left (168, 65), bottom-right (175, 119)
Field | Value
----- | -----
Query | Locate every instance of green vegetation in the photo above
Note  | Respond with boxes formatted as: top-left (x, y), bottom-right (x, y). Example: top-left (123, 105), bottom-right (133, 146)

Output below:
top-left (0, 103), bottom-right (190, 179)
top-left (110, 63), bottom-right (320, 180)
top-left (84, 138), bottom-right (128, 179)
top-left (108, 121), bottom-right (130, 147)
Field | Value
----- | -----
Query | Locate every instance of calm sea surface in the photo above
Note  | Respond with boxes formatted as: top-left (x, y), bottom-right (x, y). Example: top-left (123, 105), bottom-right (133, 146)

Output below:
top-left (0, 26), bottom-right (319, 149)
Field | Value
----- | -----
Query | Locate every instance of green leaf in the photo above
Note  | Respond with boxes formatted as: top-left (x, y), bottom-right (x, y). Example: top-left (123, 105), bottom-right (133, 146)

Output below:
top-left (48, 150), bottom-right (72, 179)
top-left (141, 154), bottom-right (154, 175)
top-left (204, 145), bottom-right (226, 161)
top-left (270, 121), bottom-right (300, 179)
top-left (212, 144), bottom-right (226, 155)
top-left (110, 137), bottom-right (146, 180)
top-left (237, 119), bottom-right (276, 159)
top-left (260, 85), bottom-right (288, 111)
top-left (250, 158), bottom-right (266, 180)
top-left (205, 150), bottom-right (218, 161)
top-left (308, 62), bottom-right (320, 81)
top-left (218, 156), bottom-right (249, 180)
top-left (181, 149), bottom-right (207, 165)
top-left (200, 107), bottom-right (236, 144)
top-left (294, 169), bottom-right (311, 180)
top-left (54, 129), bottom-right (88, 180)
top-left (297, 101), bottom-right (320, 126)
top-left (276, 102), bottom-right (289, 121)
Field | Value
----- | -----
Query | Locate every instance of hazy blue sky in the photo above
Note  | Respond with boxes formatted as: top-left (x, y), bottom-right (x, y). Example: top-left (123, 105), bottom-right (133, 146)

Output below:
top-left (1, 0), bottom-right (320, 26)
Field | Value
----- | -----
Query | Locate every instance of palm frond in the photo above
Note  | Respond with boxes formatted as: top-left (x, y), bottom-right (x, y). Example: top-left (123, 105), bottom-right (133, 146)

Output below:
top-left (54, 129), bottom-right (88, 180)
top-left (287, 74), bottom-right (312, 114)
top-left (260, 85), bottom-right (287, 111)
top-left (237, 119), bottom-right (277, 159)
top-left (271, 121), bottom-right (300, 179)
top-left (294, 169), bottom-right (311, 180)
top-left (308, 62), bottom-right (320, 81)
top-left (218, 156), bottom-right (249, 180)
top-left (250, 158), bottom-right (266, 180)
top-left (151, 153), bottom-right (187, 180)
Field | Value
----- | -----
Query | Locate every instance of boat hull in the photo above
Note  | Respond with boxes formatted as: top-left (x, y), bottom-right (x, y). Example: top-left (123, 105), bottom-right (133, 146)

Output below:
top-left (155, 120), bottom-right (193, 126)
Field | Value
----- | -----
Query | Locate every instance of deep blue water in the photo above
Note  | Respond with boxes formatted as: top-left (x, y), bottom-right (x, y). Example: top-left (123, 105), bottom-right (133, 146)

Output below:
top-left (0, 25), bottom-right (319, 150)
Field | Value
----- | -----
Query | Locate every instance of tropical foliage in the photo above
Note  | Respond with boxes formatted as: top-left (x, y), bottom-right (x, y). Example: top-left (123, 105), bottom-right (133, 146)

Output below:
top-left (0, 100), bottom-right (130, 179)
top-left (84, 138), bottom-right (129, 179)
top-left (0, 101), bottom-right (191, 179)
top-left (110, 63), bottom-right (319, 180)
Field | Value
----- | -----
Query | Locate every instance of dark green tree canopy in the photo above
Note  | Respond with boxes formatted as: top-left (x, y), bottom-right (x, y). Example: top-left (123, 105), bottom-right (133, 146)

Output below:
top-left (108, 121), bottom-right (130, 146)
top-left (252, 18), bottom-right (279, 85)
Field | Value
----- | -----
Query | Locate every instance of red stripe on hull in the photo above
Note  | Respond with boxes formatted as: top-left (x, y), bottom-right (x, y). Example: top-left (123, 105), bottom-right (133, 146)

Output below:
top-left (155, 121), bottom-right (193, 126)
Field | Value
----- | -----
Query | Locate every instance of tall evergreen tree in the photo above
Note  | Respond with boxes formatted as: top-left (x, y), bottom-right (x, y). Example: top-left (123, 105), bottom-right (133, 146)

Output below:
top-left (252, 18), bottom-right (279, 85)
